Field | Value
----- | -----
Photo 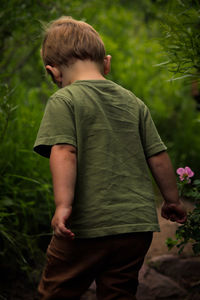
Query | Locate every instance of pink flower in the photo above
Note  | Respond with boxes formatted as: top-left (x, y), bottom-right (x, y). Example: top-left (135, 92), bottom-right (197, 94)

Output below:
top-left (176, 166), bottom-right (194, 183)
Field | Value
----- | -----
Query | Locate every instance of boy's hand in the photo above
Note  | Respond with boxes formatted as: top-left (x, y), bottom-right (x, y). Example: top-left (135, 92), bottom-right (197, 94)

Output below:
top-left (51, 205), bottom-right (75, 238)
top-left (148, 152), bottom-right (187, 224)
top-left (161, 201), bottom-right (187, 224)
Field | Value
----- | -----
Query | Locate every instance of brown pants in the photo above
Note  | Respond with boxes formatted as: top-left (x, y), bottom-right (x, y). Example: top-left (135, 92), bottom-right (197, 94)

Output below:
top-left (38, 232), bottom-right (152, 300)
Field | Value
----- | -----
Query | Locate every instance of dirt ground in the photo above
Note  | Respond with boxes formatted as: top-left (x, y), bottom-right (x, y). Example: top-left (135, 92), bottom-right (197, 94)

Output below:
top-left (146, 200), bottom-right (194, 259)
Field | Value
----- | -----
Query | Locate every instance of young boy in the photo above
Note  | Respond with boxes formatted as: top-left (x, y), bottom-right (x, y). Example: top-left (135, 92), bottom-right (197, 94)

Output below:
top-left (34, 16), bottom-right (187, 300)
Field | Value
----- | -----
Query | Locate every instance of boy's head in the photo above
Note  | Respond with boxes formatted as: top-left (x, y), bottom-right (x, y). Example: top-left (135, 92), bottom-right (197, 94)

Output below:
top-left (41, 16), bottom-right (106, 72)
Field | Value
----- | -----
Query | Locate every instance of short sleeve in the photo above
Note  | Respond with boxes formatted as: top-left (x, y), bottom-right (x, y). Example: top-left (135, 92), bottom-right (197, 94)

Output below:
top-left (139, 100), bottom-right (167, 158)
top-left (33, 96), bottom-right (76, 158)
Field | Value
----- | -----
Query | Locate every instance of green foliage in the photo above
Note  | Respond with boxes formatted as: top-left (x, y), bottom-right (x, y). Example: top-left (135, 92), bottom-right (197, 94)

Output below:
top-left (159, 0), bottom-right (200, 81)
top-left (166, 203), bottom-right (200, 255)
top-left (166, 175), bottom-right (200, 255)
top-left (0, 83), bottom-right (54, 272)
top-left (179, 179), bottom-right (200, 200)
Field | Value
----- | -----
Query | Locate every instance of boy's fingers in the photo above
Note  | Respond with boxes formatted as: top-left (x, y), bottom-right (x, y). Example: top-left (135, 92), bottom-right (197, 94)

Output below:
top-left (176, 215), bottom-right (187, 224)
top-left (161, 212), bottom-right (169, 220)
top-left (161, 204), bottom-right (187, 224)
top-left (53, 223), bottom-right (75, 238)
top-left (59, 224), bottom-right (75, 237)
top-left (53, 228), bottom-right (74, 238)
top-left (169, 215), bottom-right (176, 222)
top-left (161, 207), bottom-right (170, 219)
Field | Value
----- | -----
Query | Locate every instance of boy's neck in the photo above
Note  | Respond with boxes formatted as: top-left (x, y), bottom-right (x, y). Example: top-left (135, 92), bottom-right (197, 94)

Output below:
top-left (61, 60), bottom-right (106, 87)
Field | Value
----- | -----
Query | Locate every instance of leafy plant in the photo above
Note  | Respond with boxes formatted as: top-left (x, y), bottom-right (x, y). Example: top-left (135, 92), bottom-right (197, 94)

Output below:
top-left (166, 167), bottom-right (200, 255)
top-left (0, 83), bottom-right (54, 273)
top-left (159, 0), bottom-right (200, 81)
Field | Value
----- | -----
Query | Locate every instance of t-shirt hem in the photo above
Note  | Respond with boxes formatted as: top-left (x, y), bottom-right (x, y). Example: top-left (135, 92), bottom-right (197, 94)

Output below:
top-left (72, 223), bottom-right (160, 238)
top-left (145, 142), bottom-right (167, 158)
top-left (33, 136), bottom-right (77, 158)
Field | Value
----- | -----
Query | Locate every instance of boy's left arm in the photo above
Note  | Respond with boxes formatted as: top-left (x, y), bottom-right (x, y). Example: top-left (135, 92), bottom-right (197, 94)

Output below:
top-left (50, 144), bottom-right (77, 238)
top-left (147, 151), bottom-right (187, 224)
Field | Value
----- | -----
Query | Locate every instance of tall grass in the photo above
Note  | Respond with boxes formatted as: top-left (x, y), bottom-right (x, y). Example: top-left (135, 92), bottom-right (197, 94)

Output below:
top-left (0, 83), bottom-right (54, 272)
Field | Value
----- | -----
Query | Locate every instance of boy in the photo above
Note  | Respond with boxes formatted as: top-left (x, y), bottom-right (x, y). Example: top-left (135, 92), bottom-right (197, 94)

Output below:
top-left (34, 16), bottom-right (187, 300)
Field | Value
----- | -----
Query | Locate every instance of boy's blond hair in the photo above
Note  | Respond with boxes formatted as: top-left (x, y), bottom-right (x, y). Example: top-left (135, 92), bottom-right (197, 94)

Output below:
top-left (41, 16), bottom-right (106, 70)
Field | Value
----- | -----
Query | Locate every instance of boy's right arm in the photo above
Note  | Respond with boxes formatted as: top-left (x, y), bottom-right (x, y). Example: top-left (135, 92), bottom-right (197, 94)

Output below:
top-left (50, 144), bottom-right (77, 238)
top-left (147, 151), bottom-right (187, 224)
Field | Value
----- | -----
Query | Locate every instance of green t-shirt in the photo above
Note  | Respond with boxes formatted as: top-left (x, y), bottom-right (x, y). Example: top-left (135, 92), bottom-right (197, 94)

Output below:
top-left (34, 80), bottom-right (166, 238)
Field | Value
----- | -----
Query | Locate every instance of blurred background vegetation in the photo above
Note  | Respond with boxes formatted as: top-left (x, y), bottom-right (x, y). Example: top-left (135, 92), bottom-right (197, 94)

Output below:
top-left (0, 0), bottom-right (200, 293)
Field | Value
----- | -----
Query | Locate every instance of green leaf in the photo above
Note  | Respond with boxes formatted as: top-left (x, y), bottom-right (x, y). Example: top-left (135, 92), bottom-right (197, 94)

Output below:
top-left (193, 179), bottom-right (200, 186)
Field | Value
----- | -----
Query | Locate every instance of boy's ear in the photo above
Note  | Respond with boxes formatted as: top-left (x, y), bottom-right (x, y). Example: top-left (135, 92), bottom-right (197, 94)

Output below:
top-left (45, 65), bottom-right (62, 86)
top-left (103, 55), bottom-right (111, 75)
